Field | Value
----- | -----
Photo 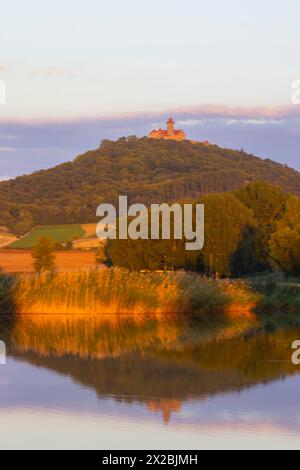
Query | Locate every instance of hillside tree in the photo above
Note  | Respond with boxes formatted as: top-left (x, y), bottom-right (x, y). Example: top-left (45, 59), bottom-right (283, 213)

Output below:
top-left (31, 236), bottom-right (56, 273)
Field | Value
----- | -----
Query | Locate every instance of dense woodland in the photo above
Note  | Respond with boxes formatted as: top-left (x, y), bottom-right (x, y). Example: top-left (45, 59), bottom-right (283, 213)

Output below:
top-left (107, 181), bottom-right (300, 277)
top-left (1, 137), bottom-right (300, 235)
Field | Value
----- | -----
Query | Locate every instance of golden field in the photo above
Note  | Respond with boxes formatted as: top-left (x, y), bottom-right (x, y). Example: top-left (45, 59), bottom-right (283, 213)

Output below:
top-left (0, 249), bottom-right (98, 273)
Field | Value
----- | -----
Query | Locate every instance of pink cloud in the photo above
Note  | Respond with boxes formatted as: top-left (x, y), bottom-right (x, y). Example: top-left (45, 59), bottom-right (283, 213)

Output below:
top-left (1, 103), bottom-right (300, 126)
top-left (162, 104), bottom-right (300, 120)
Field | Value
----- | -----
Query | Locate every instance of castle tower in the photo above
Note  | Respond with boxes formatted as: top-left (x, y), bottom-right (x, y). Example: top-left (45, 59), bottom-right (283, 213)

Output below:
top-left (167, 118), bottom-right (175, 137)
top-left (149, 118), bottom-right (186, 141)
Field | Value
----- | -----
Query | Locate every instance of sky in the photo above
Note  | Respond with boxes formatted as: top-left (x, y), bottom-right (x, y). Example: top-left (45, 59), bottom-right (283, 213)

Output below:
top-left (1, 0), bottom-right (300, 177)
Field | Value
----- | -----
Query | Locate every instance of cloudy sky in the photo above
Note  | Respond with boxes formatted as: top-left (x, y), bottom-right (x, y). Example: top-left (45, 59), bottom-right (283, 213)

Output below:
top-left (1, 0), bottom-right (300, 178)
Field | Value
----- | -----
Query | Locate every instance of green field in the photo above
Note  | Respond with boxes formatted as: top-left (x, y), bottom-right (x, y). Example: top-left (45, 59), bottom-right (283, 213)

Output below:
top-left (9, 224), bottom-right (85, 249)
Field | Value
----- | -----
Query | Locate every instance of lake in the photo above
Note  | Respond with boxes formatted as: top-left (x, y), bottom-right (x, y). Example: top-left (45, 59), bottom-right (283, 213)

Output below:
top-left (0, 314), bottom-right (300, 450)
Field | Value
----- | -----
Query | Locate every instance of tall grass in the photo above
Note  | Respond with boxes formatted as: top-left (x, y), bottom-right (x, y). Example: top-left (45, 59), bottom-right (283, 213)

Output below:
top-left (7, 268), bottom-right (257, 317)
top-left (0, 270), bottom-right (258, 359)
top-left (0, 275), bottom-right (17, 313)
top-left (248, 275), bottom-right (300, 327)
top-left (1, 269), bottom-right (299, 359)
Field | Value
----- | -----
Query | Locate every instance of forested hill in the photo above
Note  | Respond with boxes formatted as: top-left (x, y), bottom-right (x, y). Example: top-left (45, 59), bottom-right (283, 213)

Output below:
top-left (1, 136), bottom-right (300, 234)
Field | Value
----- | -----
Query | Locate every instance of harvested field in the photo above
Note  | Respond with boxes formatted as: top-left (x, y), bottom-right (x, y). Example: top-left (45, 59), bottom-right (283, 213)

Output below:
top-left (0, 233), bottom-right (17, 248)
top-left (0, 250), bottom-right (98, 273)
top-left (82, 224), bottom-right (97, 238)
top-left (72, 238), bottom-right (102, 250)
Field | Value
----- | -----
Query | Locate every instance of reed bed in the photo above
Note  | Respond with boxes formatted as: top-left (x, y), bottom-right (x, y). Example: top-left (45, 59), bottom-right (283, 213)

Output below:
top-left (4, 268), bottom-right (257, 317)
top-left (1, 269), bottom-right (299, 359)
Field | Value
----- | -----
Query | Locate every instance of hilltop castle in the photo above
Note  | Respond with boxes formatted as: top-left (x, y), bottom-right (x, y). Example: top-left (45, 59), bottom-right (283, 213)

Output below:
top-left (149, 118), bottom-right (186, 141)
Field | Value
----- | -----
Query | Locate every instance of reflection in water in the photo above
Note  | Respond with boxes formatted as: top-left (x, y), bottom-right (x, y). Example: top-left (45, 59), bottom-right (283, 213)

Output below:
top-left (147, 400), bottom-right (182, 425)
top-left (0, 312), bottom-right (299, 427)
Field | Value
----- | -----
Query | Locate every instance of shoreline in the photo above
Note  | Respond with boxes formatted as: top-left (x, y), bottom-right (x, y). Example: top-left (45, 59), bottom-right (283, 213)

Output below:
top-left (0, 269), bottom-right (299, 342)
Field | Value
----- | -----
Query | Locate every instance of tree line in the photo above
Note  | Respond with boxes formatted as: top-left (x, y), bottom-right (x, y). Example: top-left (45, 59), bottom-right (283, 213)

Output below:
top-left (106, 181), bottom-right (300, 277)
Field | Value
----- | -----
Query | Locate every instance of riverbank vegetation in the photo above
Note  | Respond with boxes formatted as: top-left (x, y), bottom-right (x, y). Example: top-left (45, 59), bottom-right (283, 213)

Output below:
top-left (0, 269), bottom-right (299, 366)
top-left (0, 269), bottom-right (299, 327)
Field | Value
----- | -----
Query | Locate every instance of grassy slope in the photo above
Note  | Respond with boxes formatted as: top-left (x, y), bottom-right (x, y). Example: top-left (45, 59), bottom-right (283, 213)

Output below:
top-left (9, 224), bottom-right (85, 249)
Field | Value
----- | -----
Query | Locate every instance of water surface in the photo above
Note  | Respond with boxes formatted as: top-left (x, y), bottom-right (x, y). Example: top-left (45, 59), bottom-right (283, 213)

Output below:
top-left (0, 314), bottom-right (300, 449)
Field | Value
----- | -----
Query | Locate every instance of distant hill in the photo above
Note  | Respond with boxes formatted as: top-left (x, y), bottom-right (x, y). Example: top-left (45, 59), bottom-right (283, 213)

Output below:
top-left (1, 137), bottom-right (300, 234)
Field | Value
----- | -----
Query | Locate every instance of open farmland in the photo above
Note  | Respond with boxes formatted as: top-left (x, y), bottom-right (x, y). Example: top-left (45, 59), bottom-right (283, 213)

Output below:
top-left (0, 250), bottom-right (98, 273)
top-left (0, 232), bottom-right (17, 248)
top-left (82, 224), bottom-right (97, 238)
top-left (9, 224), bottom-right (85, 249)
